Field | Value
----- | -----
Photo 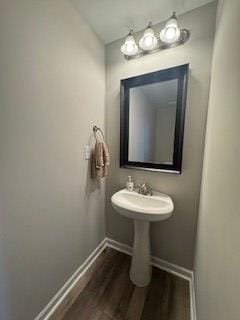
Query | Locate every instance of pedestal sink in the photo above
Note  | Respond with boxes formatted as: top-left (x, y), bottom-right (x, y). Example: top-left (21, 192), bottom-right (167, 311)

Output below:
top-left (111, 189), bottom-right (174, 287)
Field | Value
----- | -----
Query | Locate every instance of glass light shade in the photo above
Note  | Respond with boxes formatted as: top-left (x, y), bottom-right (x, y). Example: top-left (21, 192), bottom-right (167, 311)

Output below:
top-left (160, 12), bottom-right (181, 44)
top-left (139, 25), bottom-right (158, 51)
top-left (121, 32), bottom-right (138, 56)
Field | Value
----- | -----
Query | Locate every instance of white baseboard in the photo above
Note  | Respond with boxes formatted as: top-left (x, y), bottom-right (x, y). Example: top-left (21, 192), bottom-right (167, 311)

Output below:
top-left (35, 237), bottom-right (196, 320)
top-left (190, 272), bottom-right (197, 320)
top-left (35, 238), bottom-right (108, 320)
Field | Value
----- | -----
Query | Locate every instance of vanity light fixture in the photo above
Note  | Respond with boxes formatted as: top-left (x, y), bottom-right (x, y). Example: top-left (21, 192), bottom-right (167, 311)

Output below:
top-left (139, 22), bottom-right (158, 51)
top-left (120, 30), bottom-right (139, 56)
top-left (121, 12), bottom-right (190, 59)
top-left (160, 12), bottom-right (180, 44)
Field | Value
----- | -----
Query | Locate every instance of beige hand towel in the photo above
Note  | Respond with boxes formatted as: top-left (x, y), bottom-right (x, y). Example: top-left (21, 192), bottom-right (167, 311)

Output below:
top-left (102, 141), bottom-right (110, 167)
top-left (92, 141), bottom-right (110, 179)
top-left (95, 142), bottom-right (104, 169)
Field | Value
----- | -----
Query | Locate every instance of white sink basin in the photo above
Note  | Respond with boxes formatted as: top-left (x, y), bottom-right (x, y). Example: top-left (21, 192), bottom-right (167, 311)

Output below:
top-left (111, 188), bottom-right (174, 287)
top-left (111, 189), bottom-right (174, 222)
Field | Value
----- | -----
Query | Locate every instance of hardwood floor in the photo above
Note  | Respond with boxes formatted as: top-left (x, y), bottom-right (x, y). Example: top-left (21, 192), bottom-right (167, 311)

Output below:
top-left (60, 248), bottom-right (190, 320)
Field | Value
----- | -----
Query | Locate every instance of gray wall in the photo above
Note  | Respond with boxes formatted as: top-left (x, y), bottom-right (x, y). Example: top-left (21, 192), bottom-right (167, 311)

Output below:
top-left (194, 1), bottom-right (240, 319)
top-left (105, 2), bottom-right (217, 269)
top-left (0, 1), bottom-right (105, 319)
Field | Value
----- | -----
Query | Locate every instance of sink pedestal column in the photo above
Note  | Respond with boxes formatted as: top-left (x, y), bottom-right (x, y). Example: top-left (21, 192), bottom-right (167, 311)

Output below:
top-left (130, 220), bottom-right (152, 287)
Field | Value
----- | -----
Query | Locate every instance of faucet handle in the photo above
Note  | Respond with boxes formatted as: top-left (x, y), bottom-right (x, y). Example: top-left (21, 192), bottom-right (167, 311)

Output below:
top-left (148, 188), bottom-right (153, 196)
top-left (134, 182), bottom-right (153, 195)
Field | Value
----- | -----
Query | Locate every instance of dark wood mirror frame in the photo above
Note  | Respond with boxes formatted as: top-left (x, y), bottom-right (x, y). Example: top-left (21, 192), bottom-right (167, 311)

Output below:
top-left (120, 64), bottom-right (189, 173)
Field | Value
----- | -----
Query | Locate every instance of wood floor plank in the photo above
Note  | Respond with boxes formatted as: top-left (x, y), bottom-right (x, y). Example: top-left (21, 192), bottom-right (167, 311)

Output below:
top-left (86, 252), bottom-right (128, 319)
top-left (167, 276), bottom-right (190, 320)
top-left (114, 273), bottom-right (134, 320)
top-left (91, 310), bottom-right (113, 320)
top-left (50, 248), bottom-right (109, 320)
top-left (63, 248), bottom-right (122, 320)
top-left (126, 285), bottom-right (149, 320)
top-left (158, 272), bottom-right (174, 319)
top-left (140, 268), bottom-right (170, 320)
top-left (96, 253), bottom-right (132, 319)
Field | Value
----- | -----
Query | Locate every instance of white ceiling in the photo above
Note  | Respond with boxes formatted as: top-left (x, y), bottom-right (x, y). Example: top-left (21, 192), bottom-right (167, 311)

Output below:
top-left (71, 0), bottom-right (215, 43)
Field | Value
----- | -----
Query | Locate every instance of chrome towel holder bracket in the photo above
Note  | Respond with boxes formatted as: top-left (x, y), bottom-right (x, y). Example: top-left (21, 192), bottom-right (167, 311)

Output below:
top-left (93, 125), bottom-right (104, 140)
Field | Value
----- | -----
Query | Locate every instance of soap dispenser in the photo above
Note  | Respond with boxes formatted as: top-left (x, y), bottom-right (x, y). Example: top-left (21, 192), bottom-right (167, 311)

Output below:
top-left (126, 176), bottom-right (134, 191)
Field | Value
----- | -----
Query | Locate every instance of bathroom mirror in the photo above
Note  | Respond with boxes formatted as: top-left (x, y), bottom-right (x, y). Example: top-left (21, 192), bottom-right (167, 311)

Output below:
top-left (120, 64), bottom-right (189, 173)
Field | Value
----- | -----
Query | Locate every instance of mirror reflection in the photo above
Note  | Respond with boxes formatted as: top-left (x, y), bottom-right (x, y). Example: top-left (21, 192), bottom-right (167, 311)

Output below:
top-left (129, 79), bottom-right (178, 164)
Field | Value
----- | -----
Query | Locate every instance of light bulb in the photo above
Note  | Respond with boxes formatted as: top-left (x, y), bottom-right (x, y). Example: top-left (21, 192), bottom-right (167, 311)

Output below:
top-left (160, 12), bottom-right (181, 44)
top-left (165, 27), bottom-right (177, 41)
top-left (139, 23), bottom-right (158, 51)
top-left (126, 42), bottom-right (134, 53)
top-left (121, 31), bottom-right (138, 56)
top-left (144, 35), bottom-right (153, 47)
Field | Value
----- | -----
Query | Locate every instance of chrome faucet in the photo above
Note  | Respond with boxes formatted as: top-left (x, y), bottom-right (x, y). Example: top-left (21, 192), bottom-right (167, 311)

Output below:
top-left (138, 183), bottom-right (153, 196)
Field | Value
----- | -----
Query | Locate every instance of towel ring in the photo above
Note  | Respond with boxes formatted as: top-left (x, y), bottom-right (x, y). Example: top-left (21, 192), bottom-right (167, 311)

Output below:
top-left (93, 125), bottom-right (104, 141)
